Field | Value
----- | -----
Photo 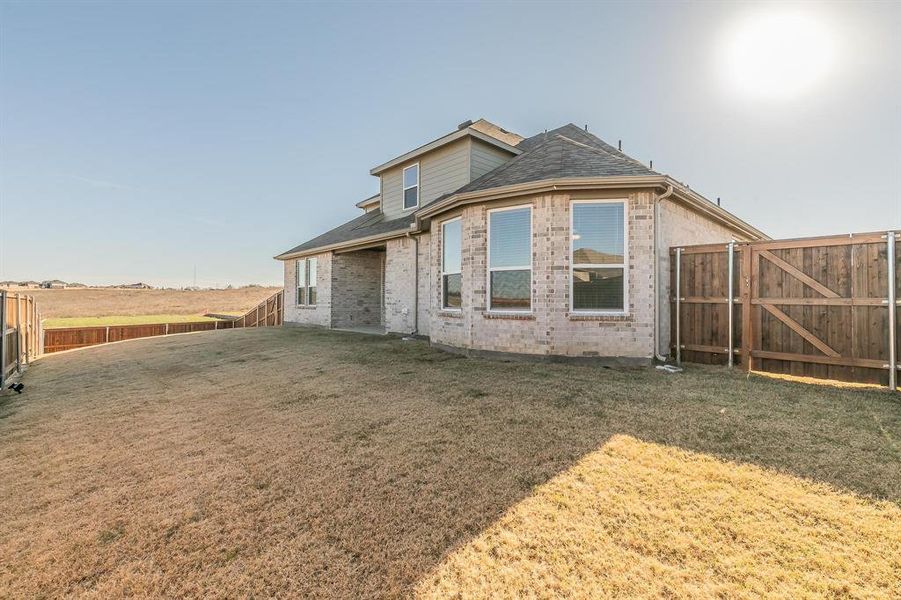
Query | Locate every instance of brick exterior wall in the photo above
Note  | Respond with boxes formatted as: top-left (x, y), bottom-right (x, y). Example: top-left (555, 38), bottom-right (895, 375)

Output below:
top-left (416, 232), bottom-right (431, 337)
top-left (281, 188), bottom-right (751, 360)
top-left (283, 252), bottom-right (331, 327)
top-left (384, 237), bottom-right (416, 333)
top-left (657, 199), bottom-right (750, 356)
top-left (330, 250), bottom-right (384, 328)
top-left (428, 190), bottom-right (658, 359)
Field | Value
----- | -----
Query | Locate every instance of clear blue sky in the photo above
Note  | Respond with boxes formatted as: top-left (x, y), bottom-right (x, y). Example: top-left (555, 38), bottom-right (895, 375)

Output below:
top-left (1, 1), bottom-right (899, 287)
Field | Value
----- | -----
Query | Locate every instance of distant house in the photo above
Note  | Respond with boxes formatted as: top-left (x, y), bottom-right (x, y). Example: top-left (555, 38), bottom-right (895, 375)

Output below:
top-left (275, 118), bottom-right (767, 363)
top-left (40, 280), bottom-right (67, 289)
top-left (119, 282), bottom-right (153, 290)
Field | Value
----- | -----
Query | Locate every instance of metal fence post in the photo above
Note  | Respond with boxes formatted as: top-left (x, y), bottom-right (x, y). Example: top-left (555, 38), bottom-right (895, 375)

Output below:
top-left (0, 291), bottom-right (6, 390)
top-left (888, 231), bottom-right (897, 392)
top-left (14, 294), bottom-right (22, 374)
top-left (727, 241), bottom-right (735, 368)
top-left (675, 247), bottom-right (682, 365)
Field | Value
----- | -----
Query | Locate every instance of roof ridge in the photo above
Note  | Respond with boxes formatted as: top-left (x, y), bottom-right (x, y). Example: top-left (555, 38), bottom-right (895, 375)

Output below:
top-left (556, 133), bottom-right (655, 172)
top-left (556, 124), bottom-right (652, 168)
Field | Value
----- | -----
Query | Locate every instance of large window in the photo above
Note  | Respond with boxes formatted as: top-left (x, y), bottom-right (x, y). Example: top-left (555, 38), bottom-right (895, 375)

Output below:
top-left (403, 163), bottom-right (419, 210)
top-left (296, 257), bottom-right (317, 306)
top-left (488, 206), bottom-right (532, 311)
top-left (571, 200), bottom-right (627, 312)
top-left (441, 218), bottom-right (462, 309)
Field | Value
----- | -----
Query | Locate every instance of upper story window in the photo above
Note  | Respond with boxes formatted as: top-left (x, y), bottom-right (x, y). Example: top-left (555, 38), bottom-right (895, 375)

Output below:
top-left (441, 217), bottom-right (462, 309)
top-left (571, 200), bottom-right (627, 313)
top-left (403, 163), bottom-right (419, 210)
top-left (488, 205), bottom-right (532, 311)
top-left (296, 257), bottom-right (317, 306)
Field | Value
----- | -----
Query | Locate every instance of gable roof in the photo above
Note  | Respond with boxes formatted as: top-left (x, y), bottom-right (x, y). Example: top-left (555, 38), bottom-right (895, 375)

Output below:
top-left (369, 119), bottom-right (521, 175)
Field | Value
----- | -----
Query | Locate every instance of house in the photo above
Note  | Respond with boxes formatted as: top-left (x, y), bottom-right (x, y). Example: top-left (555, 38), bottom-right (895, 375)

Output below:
top-left (275, 119), bottom-right (766, 362)
top-left (118, 282), bottom-right (154, 290)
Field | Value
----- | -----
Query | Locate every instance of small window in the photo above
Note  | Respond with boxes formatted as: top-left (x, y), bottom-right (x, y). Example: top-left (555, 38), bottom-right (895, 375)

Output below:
top-left (441, 218), bottom-right (462, 309)
top-left (488, 206), bottom-right (531, 311)
top-left (296, 257), bottom-right (317, 306)
top-left (403, 163), bottom-right (419, 210)
top-left (307, 258), bottom-right (317, 305)
top-left (571, 201), bottom-right (627, 312)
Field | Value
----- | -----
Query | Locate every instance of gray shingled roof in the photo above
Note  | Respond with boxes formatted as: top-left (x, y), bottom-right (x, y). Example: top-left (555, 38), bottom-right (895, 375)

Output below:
top-left (278, 123), bottom-right (657, 258)
top-left (454, 124), bottom-right (656, 194)
top-left (277, 210), bottom-right (414, 257)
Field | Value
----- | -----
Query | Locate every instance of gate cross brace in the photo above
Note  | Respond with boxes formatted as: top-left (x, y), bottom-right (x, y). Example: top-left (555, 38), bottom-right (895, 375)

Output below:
top-left (760, 303), bottom-right (841, 358)
top-left (758, 250), bottom-right (841, 298)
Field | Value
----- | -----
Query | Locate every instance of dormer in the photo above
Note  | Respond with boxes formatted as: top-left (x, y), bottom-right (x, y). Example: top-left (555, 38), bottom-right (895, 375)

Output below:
top-left (370, 119), bottom-right (523, 220)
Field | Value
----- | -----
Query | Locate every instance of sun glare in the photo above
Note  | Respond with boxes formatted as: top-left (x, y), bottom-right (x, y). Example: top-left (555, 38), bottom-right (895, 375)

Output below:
top-left (720, 10), bottom-right (836, 101)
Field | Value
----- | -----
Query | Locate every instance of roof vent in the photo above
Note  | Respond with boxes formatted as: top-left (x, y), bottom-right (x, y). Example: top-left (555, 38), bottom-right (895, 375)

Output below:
top-left (457, 119), bottom-right (473, 130)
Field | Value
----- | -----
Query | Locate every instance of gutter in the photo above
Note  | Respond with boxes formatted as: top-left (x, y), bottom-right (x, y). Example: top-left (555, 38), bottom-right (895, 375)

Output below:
top-left (277, 175), bottom-right (767, 264)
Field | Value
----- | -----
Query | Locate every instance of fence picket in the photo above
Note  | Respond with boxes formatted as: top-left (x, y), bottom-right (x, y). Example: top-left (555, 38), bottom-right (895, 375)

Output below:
top-left (673, 232), bottom-right (899, 390)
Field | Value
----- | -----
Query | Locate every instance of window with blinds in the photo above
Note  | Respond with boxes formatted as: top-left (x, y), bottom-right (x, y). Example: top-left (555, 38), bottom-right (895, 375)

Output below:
top-left (296, 257), bottom-right (317, 306)
top-left (296, 259), bottom-right (306, 305)
top-left (441, 218), bottom-right (462, 309)
top-left (571, 201), bottom-right (627, 312)
top-left (488, 206), bottom-right (532, 311)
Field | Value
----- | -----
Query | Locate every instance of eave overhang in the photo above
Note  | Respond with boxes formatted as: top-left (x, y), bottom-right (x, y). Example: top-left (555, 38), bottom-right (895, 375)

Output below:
top-left (275, 175), bottom-right (768, 261)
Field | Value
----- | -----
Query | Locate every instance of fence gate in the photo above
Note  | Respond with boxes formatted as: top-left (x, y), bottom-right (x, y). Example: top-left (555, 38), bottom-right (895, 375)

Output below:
top-left (672, 231), bottom-right (899, 390)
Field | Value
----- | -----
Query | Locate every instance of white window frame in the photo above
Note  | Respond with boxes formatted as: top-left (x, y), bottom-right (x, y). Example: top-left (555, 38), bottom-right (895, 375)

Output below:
top-left (402, 162), bottom-right (420, 211)
top-left (295, 257), bottom-right (317, 306)
top-left (307, 257), bottom-right (317, 306)
top-left (441, 216), bottom-right (463, 310)
top-left (296, 259), bottom-right (306, 306)
top-left (486, 204), bottom-right (533, 313)
top-left (569, 199), bottom-right (629, 315)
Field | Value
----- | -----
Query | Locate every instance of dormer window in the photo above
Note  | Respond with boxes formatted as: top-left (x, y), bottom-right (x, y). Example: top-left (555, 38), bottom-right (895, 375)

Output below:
top-left (403, 163), bottom-right (419, 210)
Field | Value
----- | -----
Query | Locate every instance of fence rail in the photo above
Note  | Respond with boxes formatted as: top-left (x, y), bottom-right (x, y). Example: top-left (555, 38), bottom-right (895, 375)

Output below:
top-left (671, 231), bottom-right (900, 390)
top-left (43, 290), bottom-right (284, 353)
top-left (1, 292), bottom-right (44, 388)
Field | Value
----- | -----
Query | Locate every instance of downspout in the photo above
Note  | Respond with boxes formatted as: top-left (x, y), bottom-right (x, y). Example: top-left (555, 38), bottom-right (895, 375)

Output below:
top-left (407, 232), bottom-right (419, 335)
top-left (654, 184), bottom-right (675, 362)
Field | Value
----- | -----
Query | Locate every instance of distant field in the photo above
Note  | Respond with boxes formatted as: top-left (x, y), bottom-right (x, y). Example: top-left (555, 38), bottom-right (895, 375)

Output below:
top-left (7, 287), bottom-right (280, 320)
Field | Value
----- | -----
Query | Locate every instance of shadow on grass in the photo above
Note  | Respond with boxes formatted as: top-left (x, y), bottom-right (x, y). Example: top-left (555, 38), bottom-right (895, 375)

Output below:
top-left (2, 326), bottom-right (899, 597)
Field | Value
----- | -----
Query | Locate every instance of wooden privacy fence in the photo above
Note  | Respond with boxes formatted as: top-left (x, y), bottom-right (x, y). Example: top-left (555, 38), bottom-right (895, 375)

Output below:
top-left (671, 231), bottom-right (899, 390)
top-left (44, 290), bottom-right (284, 353)
top-left (0, 292), bottom-right (44, 388)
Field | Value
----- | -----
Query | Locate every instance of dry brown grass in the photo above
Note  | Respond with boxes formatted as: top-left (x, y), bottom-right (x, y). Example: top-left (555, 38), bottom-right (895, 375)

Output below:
top-left (418, 435), bottom-right (900, 598)
top-left (0, 328), bottom-right (898, 598)
top-left (18, 287), bottom-right (280, 318)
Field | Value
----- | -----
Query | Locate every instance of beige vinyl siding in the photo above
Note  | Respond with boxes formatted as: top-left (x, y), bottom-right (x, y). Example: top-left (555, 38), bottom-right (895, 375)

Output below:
top-left (380, 138), bottom-right (472, 219)
top-left (471, 139), bottom-right (514, 180)
top-left (380, 137), bottom-right (516, 220)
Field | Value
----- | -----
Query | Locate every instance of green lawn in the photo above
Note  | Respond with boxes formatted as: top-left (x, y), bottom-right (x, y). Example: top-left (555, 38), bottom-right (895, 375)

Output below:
top-left (43, 313), bottom-right (239, 328)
